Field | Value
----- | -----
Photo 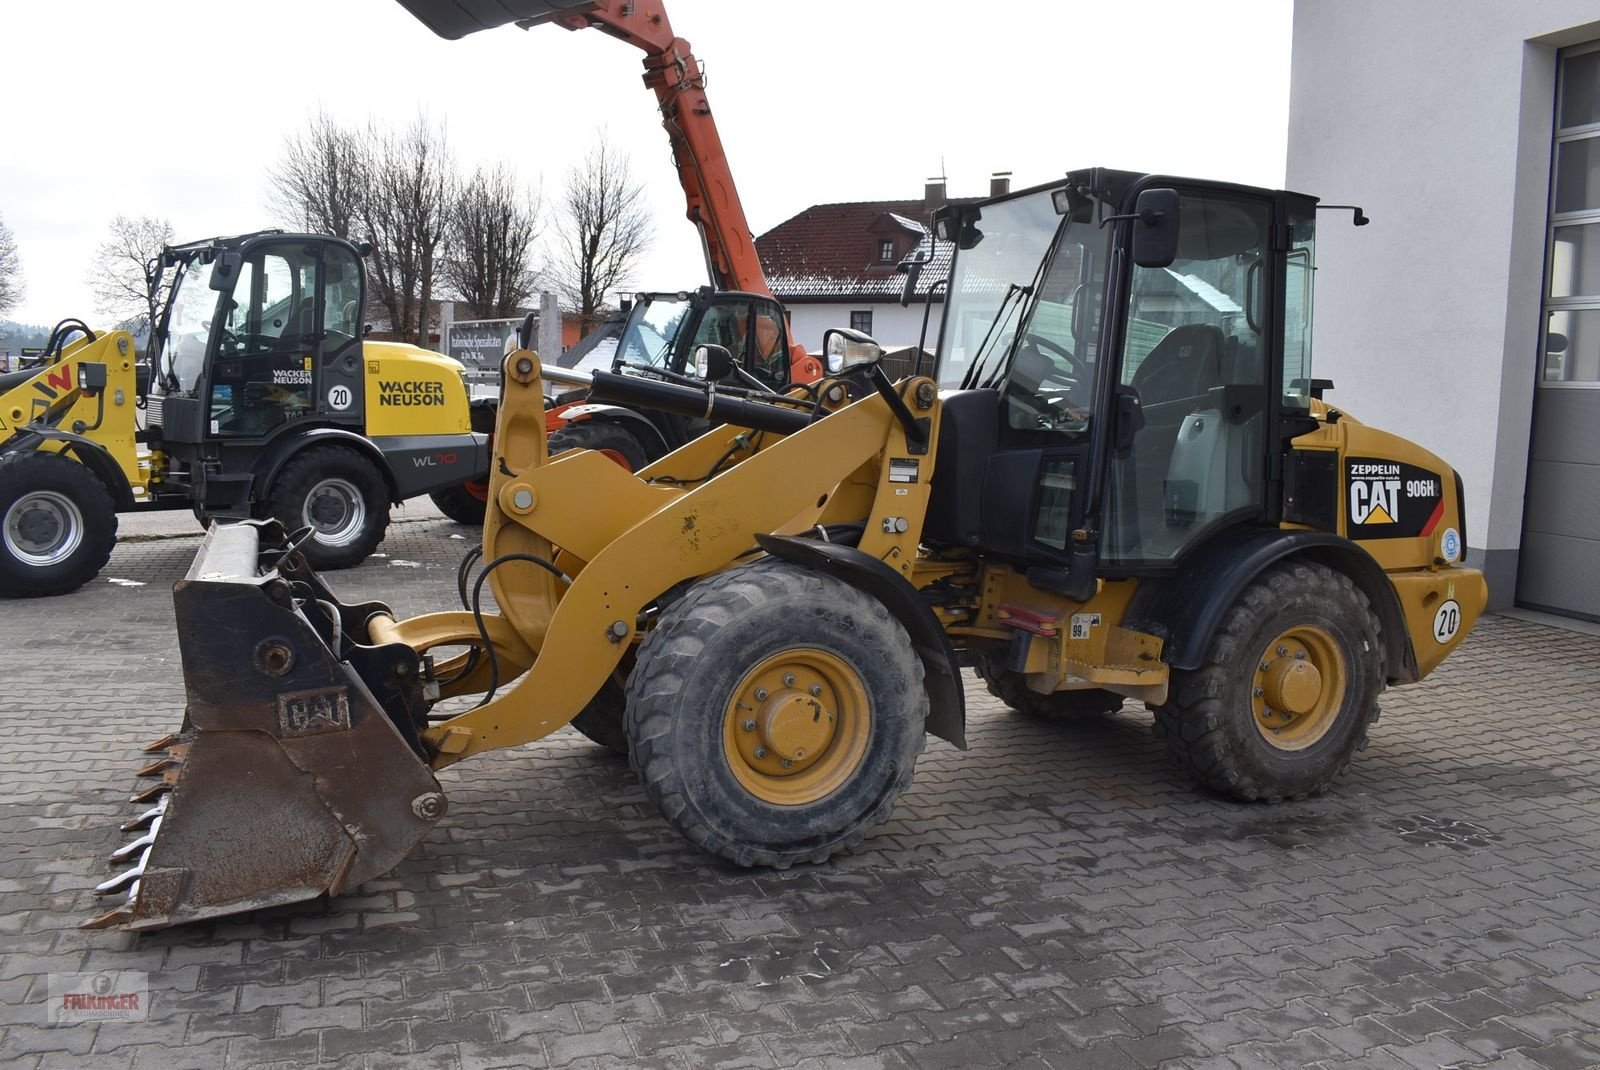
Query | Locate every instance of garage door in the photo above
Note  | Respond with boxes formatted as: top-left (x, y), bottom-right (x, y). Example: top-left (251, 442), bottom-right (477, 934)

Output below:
top-left (1520, 43), bottom-right (1600, 622)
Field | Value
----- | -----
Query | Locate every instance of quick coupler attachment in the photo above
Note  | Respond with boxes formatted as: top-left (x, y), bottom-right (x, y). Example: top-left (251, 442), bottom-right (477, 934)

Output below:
top-left (85, 521), bottom-right (446, 932)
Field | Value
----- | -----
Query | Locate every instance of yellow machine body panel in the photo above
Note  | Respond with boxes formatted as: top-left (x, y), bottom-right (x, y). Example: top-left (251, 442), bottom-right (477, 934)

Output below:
top-left (359, 341), bottom-right (474, 437)
top-left (0, 332), bottom-right (144, 496)
top-left (1289, 411), bottom-right (1487, 676)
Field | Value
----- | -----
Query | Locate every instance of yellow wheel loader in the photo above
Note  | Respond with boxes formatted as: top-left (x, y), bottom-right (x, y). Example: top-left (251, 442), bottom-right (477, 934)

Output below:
top-left (87, 170), bottom-right (1487, 931)
top-left (0, 231), bottom-right (491, 597)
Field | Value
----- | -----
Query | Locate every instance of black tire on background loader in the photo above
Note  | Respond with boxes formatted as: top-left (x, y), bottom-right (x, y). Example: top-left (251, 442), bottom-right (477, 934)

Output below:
top-left (624, 560), bottom-right (927, 868)
top-left (1151, 560), bottom-right (1384, 803)
top-left (0, 450), bottom-right (117, 598)
top-left (428, 400), bottom-right (498, 526)
top-left (267, 446), bottom-right (390, 570)
top-left (548, 420), bottom-right (651, 472)
top-left (428, 483), bottom-right (488, 526)
top-left (976, 660), bottom-right (1125, 719)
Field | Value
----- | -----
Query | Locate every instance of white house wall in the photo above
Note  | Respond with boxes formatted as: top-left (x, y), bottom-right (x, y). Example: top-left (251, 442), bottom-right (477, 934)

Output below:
top-left (786, 303), bottom-right (941, 354)
top-left (1288, 0), bottom-right (1600, 605)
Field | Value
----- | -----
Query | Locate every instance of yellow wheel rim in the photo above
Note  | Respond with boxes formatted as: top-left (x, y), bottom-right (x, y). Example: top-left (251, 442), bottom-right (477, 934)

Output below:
top-left (722, 648), bottom-right (871, 806)
top-left (1251, 625), bottom-right (1346, 751)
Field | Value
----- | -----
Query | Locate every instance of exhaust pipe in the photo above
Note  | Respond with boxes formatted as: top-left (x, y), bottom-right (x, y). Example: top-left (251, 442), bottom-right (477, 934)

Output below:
top-left (85, 521), bottom-right (446, 931)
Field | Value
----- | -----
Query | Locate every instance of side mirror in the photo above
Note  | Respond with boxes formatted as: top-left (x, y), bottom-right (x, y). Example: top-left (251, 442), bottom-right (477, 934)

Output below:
top-left (208, 250), bottom-right (244, 292)
top-left (1130, 188), bottom-right (1180, 269)
top-left (898, 258), bottom-right (923, 308)
top-left (822, 328), bottom-right (884, 376)
top-left (692, 343), bottom-right (734, 381)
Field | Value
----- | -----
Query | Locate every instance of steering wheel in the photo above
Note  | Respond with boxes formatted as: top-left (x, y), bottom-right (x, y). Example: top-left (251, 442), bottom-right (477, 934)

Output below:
top-left (217, 327), bottom-right (243, 353)
top-left (1020, 333), bottom-right (1078, 385)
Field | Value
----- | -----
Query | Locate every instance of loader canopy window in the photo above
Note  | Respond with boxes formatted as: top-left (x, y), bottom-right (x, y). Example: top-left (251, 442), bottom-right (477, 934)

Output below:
top-left (748, 303), bottom-right (789, 387)
top-left (616, 296), bottom-right (691, 369)
top-left (1104, 192), bottom-right (1271, 564)
top-left (160, 257), bottom-right (220, 394)
top-left (323, 246), bottom-right (364, 349)
top-left (209, 243), bottom-right (319, 437)
top-left (1282, 211), bottom-right (1316, 405)
top-left (936, 190), bottom-right (1063, 389)
top-left (1000, 222), bottom-right (1112, 435)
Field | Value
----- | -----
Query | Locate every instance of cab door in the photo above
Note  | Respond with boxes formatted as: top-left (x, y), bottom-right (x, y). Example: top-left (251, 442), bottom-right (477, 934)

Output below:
top-left (205, 240), bottom-right (364, 440)
top-left (1100, 189), bottom-right (1275, 568)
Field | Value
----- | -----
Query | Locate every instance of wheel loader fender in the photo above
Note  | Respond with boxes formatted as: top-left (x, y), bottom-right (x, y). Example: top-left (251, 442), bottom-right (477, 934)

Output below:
top-left (1125, 527), bottom-right (1417, 685)
top-left (3, 426), bottom-right (134, 509)
top-left (548, 404), bottom-right (670, 458)
top-left (755, 533), bottom-right (967, 749)
top-left (255, 428), bottom-right (402, 506)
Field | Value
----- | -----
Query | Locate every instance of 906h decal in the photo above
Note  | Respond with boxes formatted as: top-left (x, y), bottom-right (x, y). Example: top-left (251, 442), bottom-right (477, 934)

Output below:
top-left (1346, 457), bottom-right (1445, 540)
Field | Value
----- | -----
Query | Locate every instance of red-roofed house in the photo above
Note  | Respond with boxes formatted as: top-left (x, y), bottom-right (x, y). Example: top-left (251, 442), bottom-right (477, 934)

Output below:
top-left (755, 176), bottom-right (1008, 351)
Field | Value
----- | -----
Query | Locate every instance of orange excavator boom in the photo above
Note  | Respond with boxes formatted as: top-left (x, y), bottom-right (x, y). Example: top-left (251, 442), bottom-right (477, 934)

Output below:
top-left (397, 1), bottom-right (821, 381)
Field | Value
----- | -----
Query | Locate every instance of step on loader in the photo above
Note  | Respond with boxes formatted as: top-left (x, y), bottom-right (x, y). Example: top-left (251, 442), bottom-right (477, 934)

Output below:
top-left (87, 169), bottom-right (1487, 931)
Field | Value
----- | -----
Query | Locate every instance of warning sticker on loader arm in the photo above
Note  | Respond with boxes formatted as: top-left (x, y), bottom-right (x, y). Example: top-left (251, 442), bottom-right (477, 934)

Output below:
top-left (1345, 457), bottom-right (1445, 540)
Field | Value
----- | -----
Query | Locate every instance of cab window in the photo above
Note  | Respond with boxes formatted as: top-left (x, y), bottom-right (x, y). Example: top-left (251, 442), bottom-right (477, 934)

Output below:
top-left (209, 243), bottom-right (319, 437)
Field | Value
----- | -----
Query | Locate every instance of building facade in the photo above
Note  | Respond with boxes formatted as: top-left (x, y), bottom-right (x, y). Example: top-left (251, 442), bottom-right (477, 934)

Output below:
top-left (756, 179), bottom-right (1004, 352)
top-left (1289, 1), bottom-right (1600, 620)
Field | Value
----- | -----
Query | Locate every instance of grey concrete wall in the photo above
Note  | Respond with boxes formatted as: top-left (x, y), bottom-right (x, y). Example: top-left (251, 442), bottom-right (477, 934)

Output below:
top-left (1288, 1), bottom-right (1600, 606)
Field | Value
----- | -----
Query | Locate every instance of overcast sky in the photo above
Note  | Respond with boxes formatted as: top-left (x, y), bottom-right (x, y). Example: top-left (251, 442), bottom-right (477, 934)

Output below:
top-left (0, 0), bottom-right (1292, 327)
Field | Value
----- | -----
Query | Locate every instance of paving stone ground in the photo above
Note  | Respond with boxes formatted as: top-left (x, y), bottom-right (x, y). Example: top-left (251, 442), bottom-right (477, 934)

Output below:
top-left (2, 513), bottom-right (1598, 1069)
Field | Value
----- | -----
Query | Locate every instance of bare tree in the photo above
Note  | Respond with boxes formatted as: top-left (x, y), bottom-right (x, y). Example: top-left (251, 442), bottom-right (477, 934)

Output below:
top-left (0, 214), bottom-right (21, 318)
top-left (555, 136), bottom-right (652, 335)
top-left (443, 163), bottom-right (542, 319)
top-left (89, 215), bottom-right (174, 330)
top-left (360, 117), bottom-right (455, 346)
top-left (267, 110), bottom-right (366, 240)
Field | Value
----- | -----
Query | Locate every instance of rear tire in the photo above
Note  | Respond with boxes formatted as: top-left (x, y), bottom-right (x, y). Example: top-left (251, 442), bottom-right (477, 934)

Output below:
top-left (548, 420), bottom-right (651, 472)
top-left (567, 657), bottom-right (632, 757)
top-left (1152, 561), bottom-right (1384, 802)
top-left (977, 659), bottom-right (1125, 719)
top-left (625, 560), bottom-right (927, 867)
top-left (267, 446), bottom-right (389, 570)
top-left (0, 451), bottom-right (117, 598)
top-left (428, 483), bottom-right (487, 526)
top-left (428, 401), bottom-right (497, 526)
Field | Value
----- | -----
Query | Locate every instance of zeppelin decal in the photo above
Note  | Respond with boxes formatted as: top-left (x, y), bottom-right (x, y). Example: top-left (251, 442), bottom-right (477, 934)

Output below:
top-left (1345, 456), bottom-right (1445, 540)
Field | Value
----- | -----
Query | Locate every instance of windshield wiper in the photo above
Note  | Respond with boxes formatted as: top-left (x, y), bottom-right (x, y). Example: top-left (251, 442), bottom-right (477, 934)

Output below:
top-left (958, 282), bottom-right (1031, 391)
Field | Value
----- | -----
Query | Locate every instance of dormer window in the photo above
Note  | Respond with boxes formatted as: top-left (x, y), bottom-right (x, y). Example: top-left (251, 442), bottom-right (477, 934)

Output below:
top-left (879, 239), bottom-right (895, 262)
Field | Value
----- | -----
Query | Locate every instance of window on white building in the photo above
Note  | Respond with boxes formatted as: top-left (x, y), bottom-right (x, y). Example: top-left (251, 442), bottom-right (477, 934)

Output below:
top-left (1543, 43), bottom-right (1600, 383)
top-left (850, 310), bottom-right (873, 335)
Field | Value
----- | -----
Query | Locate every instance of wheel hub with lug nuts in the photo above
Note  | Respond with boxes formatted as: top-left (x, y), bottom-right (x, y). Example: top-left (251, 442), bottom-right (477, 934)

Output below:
top-left (723, 648), bottom-right (870, 806)
top-left (303, 477), bottom-right (365, 544)
top-left (1251, 625), bottom-right (1346, 751)
top-left (5, 490), bottom-right (83, 565)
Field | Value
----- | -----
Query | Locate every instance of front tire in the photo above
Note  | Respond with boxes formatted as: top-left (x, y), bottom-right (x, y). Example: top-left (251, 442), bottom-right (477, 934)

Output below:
top-left (267, 446), bottom-right (390, 570)
top-left (1152, 561), bottom-right (1384, 802)
top-left (0, 451), bottom-right (117, 598)
top-left (625, 561), bottom-right (927, 867)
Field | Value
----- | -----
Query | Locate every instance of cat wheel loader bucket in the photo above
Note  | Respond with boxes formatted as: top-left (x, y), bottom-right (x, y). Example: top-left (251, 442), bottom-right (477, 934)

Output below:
top-left (85, 521), bottom-right (445, 931)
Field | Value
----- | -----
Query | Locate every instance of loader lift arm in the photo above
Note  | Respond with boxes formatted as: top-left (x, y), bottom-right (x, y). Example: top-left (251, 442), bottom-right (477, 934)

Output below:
top-left (395, 0), bottom-right (817, 380)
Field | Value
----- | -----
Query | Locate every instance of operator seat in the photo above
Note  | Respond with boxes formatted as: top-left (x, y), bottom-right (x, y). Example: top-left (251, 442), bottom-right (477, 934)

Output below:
top-left (1130, 323), bottom-right (1228, 410)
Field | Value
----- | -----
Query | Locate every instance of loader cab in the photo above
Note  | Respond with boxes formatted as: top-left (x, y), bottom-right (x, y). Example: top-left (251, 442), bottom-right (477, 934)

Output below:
top-left (925, 168), bottom-right (1319, 580)
top-left (614, 288), bottom-right (792, 391)
top-left (150, 232), bottom-right (367, 447)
